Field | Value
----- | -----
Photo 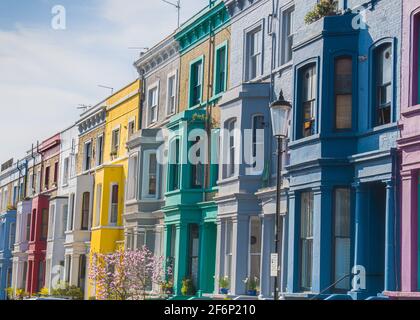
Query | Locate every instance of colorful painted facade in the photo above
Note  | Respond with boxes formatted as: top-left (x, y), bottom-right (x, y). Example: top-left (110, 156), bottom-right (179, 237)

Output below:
top-left (389, 0), bottom-right (420, 299)
top-left (2, 0), bottom-right (420, 301)
top-left (88, 80), bottom-right (141, 298)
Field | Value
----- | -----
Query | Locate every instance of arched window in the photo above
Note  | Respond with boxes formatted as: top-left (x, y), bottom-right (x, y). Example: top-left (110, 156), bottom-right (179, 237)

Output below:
top-left (374, 43), bottom-right (393, 126)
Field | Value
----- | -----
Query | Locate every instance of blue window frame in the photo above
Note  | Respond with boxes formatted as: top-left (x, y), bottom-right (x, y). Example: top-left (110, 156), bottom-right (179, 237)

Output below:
top-left (415, 13), bottom-right (420, 105)
top-left (372, 41), bottom-right (393, 127)
top-left (296, 63), bottom-right (317, 139)
top-left (334, 56), bottom-right (353, 130)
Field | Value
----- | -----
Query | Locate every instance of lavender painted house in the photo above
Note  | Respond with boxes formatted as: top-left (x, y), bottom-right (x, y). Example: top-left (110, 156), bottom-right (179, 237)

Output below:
top-left (391, 0), bottom-right (420, 299)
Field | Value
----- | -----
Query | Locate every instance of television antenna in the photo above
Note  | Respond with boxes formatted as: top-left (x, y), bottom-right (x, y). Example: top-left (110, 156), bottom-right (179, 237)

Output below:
top-left (98, 84), bottom-right (114, 95)
top-left (161, 0), bottom-right (181, 29)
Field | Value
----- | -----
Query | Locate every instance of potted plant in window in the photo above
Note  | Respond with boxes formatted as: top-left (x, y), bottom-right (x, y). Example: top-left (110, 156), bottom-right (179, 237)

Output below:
top-left (304, 0), bottom-right (339, 24)
top-left (243, 277), bottom-right (260, 297)
top-left (161, 280), bottom-right (174, 295)
top-left (181, 278), bottom-right (195, 296)
top-left (218, 276), bottom-right (230, 295)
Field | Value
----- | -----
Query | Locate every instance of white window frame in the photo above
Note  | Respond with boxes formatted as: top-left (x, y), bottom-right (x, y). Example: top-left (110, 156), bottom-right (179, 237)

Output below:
top-left (127, 117), bottom-right (136, 138)
top-left (84, 140), bottom-right (93, 171)
top-left (147, 81), bottom-right (160, 126)
top-left (248, 216), bottom-right (262, 280)
top-left (62, 157), bottom-right (70, 186)
top-left (95, 184), bottom-right (102, 227)
top-left (127, 154), bottom-right (138, 201)
top-left (142, 150), bottom-right (160, 200)
top-left (245, 22), bottom-right (264, 81)
top-left (96, 134), bottom-right (104, 167)
top-left (108, 182), bottom-right (119, 226)
top-left (111, 126), bottom-right (121, 159)
top-left (166, 70), bottom-right (178, 116)
top-left (280, 4), bottom-right (295, 66)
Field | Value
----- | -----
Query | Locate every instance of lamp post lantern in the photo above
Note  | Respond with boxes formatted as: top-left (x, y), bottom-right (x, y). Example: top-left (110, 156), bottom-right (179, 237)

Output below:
top-left (269, 90), bottom-right (291, 301)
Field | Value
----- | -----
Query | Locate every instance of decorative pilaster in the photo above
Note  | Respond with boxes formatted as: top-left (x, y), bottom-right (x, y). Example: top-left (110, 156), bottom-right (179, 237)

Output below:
top-left (260, 214), bottom-right (274, 298)
top-left (384, 179), bottom-right (397, 292)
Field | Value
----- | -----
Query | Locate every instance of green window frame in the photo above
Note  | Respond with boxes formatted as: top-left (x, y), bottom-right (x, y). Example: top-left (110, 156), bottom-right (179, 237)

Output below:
top-left (189, 56), bottom-right (204, 108)
top-left (168, 138), bottom-right (181, 192)
top-left (213, 41), bottom-right (228, 96)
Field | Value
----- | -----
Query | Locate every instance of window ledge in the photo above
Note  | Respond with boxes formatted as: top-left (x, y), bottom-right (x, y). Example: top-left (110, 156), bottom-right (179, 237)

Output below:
top-left (401, 104), bottom-right (420, 117)
top-left (273, 61), bottom-right (293, 74)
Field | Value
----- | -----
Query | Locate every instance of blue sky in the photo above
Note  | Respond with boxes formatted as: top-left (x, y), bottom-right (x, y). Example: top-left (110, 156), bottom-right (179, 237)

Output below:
top-left (0, 0), bottom-right (207, 163)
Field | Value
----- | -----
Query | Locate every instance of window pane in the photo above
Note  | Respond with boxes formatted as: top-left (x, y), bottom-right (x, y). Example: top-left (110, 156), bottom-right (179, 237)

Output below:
top-left (81, 192), bottom-right (90, 230)
top-left (41, 208), bottom-right (49, 240)
top-left (336, 95), bottom-right (352, 129)
top-left (302, 65), bottom-right (317, 137)
top-left (375, 44), bottom-right (392, 126)
top-left (300, 191), bottom-right (314, 290)
top-left (110, 185), bottom-right (119, 224)
top-left (148, 153), bottom-right (157, 196)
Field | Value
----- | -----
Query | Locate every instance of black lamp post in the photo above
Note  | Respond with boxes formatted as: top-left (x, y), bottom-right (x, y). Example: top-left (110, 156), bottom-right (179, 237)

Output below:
top-left (269, 91), bottom-right (291, 301)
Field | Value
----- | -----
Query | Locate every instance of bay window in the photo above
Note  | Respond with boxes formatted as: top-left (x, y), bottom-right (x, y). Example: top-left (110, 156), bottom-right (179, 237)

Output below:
top-left (300, 64), bottom-right (317, 138)
top-left (9, 222), bottom-right (15, 250)
top-left (41, 208), bottom-right (49, 241)
top-left (335, 57), bottom-right (353, 130)
top-left (300, 191), bottom-right (314, 291)
top-left (95, 184), bottom-right (102, 227)
top-left (252, 115), bottom-right (265, 170)
top-left (249, 217), bottom-right (261, 281)
top-left (169, 139), bottom-right (180, 192)
top-left (143, 151), bottom-right (158, 198)
top-left (333, 188), bottom-right (351, 291)
top-left (374, 43), bottom-right (392, 126)
top-left (227, 119), bottom-right (236, 178)
top-left (128, 155), bottom-right (138, 200)
top-left (81, 192), bottom-right (90, 230)
top-left (110, 184), bottom-right (119, 225)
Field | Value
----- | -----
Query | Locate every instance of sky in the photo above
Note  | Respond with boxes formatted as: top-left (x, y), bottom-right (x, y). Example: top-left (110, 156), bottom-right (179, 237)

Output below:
top-left (0, 0), bottom-right (207, 163)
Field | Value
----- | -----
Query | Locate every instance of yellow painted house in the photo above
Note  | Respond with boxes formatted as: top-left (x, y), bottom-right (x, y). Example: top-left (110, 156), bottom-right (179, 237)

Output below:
top-left (88, 79), bottom-right (140, 296)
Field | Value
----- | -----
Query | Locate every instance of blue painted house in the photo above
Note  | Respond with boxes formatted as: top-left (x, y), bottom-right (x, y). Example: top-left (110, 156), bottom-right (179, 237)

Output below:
top-left (286, 0), bottom-right (401, 300)
top-left (0, 209), bottom-right (17, 300)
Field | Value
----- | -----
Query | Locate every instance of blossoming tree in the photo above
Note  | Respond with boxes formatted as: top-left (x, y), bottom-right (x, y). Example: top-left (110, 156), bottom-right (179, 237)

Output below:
top-left (89, 246), bottom-right (172, 300)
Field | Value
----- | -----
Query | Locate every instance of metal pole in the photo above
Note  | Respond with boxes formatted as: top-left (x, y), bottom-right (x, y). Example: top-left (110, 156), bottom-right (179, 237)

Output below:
top-left (274, 136), bottom-right (282, 300)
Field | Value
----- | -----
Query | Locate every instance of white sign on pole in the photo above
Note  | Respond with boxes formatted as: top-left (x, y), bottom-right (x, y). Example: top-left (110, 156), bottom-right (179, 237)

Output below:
top-left (271, 254), bottom-right (278, 278)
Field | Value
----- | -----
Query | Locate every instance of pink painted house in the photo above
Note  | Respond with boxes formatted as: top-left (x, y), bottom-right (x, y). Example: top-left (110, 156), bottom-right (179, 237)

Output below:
top-left (392, 0), bottom-right (420, 299)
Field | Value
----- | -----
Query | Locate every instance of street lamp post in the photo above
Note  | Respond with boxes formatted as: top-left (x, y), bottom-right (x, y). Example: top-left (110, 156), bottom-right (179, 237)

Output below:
top-left (269, 91), bottom-right (291, 301)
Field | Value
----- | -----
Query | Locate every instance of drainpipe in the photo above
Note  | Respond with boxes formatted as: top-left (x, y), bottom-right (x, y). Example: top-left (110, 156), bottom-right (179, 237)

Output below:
top-left (138, 74), bottom-right (145, 131)
top-left (36, 141), bottom-right (44, 196)
top-left (203, 1), bottom-right (215, 202)
top-left (268, 0), bottom-right (279, 188)
top-left (31, 144), bottom-right (36, 196)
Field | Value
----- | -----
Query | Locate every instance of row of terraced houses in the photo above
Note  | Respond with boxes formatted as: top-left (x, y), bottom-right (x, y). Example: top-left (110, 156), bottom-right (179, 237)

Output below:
top-left (1, 0), bottom-right (420, 300)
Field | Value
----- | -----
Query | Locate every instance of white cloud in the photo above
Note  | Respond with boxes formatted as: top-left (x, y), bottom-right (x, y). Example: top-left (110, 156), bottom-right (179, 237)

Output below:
top-left (0, 0), bottom-right (207, 163)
